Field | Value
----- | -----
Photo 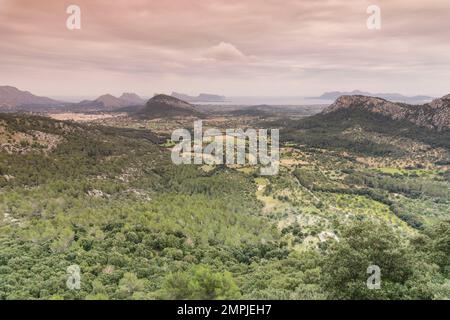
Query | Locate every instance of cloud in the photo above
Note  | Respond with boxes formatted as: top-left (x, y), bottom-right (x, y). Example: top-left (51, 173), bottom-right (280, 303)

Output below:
top-left (1, 0), bottom-right (450, 96)
top-left (203, 42), bottom-right (247, 62)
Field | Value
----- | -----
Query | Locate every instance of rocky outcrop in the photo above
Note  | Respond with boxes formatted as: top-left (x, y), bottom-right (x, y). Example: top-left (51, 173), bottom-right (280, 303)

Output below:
top-left (322, 94), bottom-right (450, 131)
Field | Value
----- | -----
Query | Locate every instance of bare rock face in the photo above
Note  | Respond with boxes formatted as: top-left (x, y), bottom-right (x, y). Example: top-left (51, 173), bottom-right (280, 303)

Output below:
top-left (323, 95), bottom-right (409, 119)
top-left (322, 94), bottom-right (450, 131)
top-left (423, 95), bottom-right (450, 131)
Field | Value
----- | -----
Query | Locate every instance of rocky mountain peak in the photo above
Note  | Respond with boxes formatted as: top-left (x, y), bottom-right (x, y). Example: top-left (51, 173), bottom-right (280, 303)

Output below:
top-left (323, 95), bottom-right (408, 120)
top-left (322, 94), bottom-right (450, 131)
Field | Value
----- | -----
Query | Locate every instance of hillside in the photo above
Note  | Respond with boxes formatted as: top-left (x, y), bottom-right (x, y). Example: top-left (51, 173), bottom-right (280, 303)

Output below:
top-left (0, 112), bottom-right (279, 299)
top-left (0, 109), bottom-right (449, 300)
top-left (322, 94), bottom-right (450, 131)
top-left (0, 86), bottom-right (62, 109)
top-left (315, 90), bottom-right (433, 104)
top-left (266, 95), bottom-right (450, 160)
top-left (134, 94), bottom-right (204, 119)
top-left (74, 93), bottom-right (145, 111)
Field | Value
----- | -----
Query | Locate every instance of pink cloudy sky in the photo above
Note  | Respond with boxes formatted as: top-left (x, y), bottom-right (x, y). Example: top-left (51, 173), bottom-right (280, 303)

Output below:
top-left (1, 0), bottom-right (450, 99)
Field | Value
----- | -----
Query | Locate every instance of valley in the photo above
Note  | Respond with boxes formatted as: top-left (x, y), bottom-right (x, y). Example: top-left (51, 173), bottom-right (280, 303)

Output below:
top-left (0, 92), bottom-right (448, 300)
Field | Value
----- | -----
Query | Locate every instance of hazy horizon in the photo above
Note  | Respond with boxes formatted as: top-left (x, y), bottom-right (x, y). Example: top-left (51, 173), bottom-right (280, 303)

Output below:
top-left (1, 83), bottom-right (439, 105)
top-left (44, 93), bottom-right (335, 105)
top-left (1, 0), bottom-right (450, 97)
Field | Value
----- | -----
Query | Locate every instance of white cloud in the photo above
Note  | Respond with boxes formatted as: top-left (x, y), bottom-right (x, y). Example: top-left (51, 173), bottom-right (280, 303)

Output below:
top-left (203, 42), bottom-right (247, 62)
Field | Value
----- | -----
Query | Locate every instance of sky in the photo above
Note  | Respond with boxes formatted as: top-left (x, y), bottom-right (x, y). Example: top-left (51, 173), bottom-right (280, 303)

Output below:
top-left (1, 0), bottom-right (450, 99)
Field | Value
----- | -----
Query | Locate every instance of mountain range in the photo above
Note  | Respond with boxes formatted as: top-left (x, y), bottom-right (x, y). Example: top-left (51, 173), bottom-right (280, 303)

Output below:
top-left (314, 90), bottom-right (434, 104)
top-left (171, 92), bottom-right (227, 102)
top-left (0, 86), bottom-right (147, 111)
top-left (1, 86), bottom-right (448, 129)
top-left (0, 86), bottom-right (62, 109)
top-left (322, 94), bottom-right (450, 131)
top-left (74, 93), bottom-right (146, 111)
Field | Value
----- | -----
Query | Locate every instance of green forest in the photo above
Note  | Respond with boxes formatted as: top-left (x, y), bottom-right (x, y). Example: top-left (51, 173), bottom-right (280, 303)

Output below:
top-left (0, 113), bottom-right (449, 300)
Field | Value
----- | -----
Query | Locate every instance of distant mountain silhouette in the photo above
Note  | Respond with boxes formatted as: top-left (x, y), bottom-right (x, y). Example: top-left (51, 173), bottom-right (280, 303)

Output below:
top-left (171, 92), bottom-right (226, 102)
top-left (74, 93), bottom-right (145, 111)
top-left (134, 94), bottom-right (204, 119)
top-left (314, 90), bottom-right (433, 104)
top-left (119, 93), bottom-right (146, 105)
top-left (0, 86), bottom-right (62, 109)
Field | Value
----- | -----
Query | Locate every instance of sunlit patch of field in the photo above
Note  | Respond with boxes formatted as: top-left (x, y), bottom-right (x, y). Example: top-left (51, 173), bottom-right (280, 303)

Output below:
top-left (200, 165), bottom-right (215, 172)
top-left (319, 192), bottom-right (412, 232)
top-left (280, 158), bottom-right (309, 168)
top-left (374, 167), bottom-right (443, 177)
top-left (254, 177), bottom-right (289, 215)
top-left (48, 113), bottom-right (126, 122)
top-left (236, 167), bottom-right (255, 174)
top-left (391, 193), bottom-right (450, 224)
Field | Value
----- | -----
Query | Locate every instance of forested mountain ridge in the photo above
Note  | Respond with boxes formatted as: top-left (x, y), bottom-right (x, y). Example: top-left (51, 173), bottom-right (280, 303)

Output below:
top-left (269, 95), bottom-right (450, 160)
top-left (322, 94), bottom-right (450, 131)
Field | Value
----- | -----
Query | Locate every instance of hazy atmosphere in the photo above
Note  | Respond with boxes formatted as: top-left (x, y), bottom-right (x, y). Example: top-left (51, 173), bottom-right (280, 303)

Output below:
top-left (2, 0), bottom-right (450, 99)
top-left (0, 0), bottom-right (449, 304)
